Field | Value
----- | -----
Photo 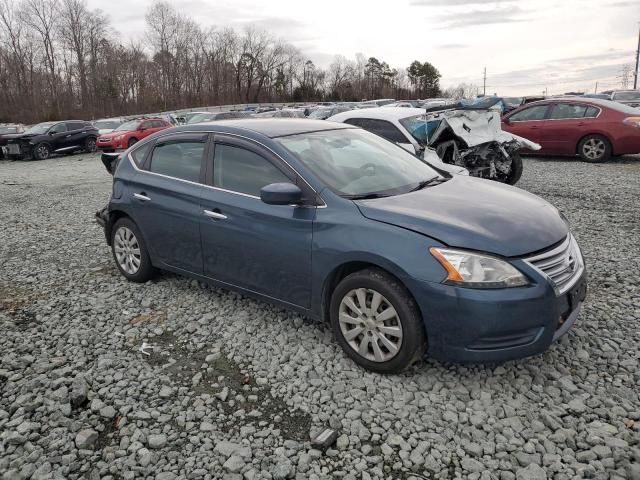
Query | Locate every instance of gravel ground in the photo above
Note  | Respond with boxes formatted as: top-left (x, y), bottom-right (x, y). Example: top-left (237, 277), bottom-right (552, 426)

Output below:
top-left (1, 153), bottom-right (639, 480)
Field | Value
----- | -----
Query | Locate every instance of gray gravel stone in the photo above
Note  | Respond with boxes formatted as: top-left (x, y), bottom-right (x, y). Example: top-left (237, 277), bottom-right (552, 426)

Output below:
top-left (1, 153), bottom-right (639, 479)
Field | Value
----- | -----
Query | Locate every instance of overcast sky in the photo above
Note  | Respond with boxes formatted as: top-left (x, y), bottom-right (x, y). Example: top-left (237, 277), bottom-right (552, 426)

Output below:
top-left (87, 0), bottom-right (639, 96)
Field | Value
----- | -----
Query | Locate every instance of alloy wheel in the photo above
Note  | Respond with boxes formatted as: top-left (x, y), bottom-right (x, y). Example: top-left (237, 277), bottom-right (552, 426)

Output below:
top-left (338, 288), bottom-right (403, 362)
top-left (582, 138), bottom-right (605, 160)
top-left (36, 145), bottom-right (50, 160)
top-left (86, 138), bottom-right (97, 152)
top-left (114, 226), bottom-right (141, 275)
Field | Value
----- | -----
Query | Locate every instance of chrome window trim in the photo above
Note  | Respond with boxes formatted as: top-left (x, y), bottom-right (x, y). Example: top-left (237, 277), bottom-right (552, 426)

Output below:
top-left (126, 130), bottom-right (326, 207)
top-left (546, 104), bottom-right (602, 121)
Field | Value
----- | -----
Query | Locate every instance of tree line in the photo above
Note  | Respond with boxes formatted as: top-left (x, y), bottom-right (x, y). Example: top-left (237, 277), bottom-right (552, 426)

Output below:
top-left (0, 0), bottom-right (447, 124)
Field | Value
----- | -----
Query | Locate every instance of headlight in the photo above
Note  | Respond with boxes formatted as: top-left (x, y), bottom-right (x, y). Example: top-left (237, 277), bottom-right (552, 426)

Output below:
top-left (430, 247), bottom-right (529, 288)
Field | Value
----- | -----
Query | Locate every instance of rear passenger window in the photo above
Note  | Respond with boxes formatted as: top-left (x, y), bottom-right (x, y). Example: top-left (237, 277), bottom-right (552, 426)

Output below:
top-left (149, 141), bottom-right (205, 182)
top-left (584, 106), bottom-right (599, 118)
top-left (213, 144), bottom-right (290, 196)
top-left (549, 104), bottom-right (588, 119)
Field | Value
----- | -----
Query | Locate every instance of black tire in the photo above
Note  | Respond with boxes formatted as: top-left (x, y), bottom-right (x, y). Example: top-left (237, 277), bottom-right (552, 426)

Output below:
top-left (329, 268), bottom-right (426, 373)
top-left (127, 138), bottom-right (138, 148)
top-left (578, 135), bottom-right (611, 163)
top-left (85, 136), bottom-right (97, 153)
top-left (505, 152), bottom-right (523, 185)
top-left (110, 217), bottom-right (156, 283)
top-left (33, 143), bottom-right (51, 160)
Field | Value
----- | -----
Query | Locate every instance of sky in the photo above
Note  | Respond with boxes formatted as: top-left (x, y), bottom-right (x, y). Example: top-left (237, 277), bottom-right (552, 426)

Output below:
top-left (86, 0), bottom-right (640, 96)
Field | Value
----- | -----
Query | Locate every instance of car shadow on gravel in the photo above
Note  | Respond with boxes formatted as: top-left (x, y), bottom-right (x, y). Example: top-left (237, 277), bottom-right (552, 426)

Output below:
top-left (142, 330), bottom-right (311, 442)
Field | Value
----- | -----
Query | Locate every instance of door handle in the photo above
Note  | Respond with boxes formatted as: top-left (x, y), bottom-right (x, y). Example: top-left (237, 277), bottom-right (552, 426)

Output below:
top-left (203, 209), bottom-right (227, 220)
top-left (65, 134), bottom-right (71, 138)
top-left (134, 193), bottom-right (151, 201)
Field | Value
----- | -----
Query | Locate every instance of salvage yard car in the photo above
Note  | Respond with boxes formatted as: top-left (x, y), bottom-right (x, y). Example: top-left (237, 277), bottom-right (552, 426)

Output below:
top-left (328, 107), bottom-right (534, 184)
top-left (502, 97), bottom-right (640, 162)
top-left (96, 119), bottom-right (587, 373)
top-left (97, 118), bottom-right (172, 151)
top-left (6, 120), bottom-right (98, 160)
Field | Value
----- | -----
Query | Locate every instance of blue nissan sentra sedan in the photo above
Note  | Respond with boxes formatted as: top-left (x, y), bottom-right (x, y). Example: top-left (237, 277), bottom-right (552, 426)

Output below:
top-left (96, 119), bottom-right (587, 373)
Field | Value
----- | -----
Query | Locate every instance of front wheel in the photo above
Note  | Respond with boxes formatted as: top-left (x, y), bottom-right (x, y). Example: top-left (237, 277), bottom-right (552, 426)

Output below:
top-left (111, 218), bottom-right (156, 282)
top-left (578, 135), bottom-right (611, 163)
top-left (330, 268), bottom-right (426, 373)
top-left (127, 138), bottom-right (138, 148)
top-left (33, 143), bottom-right (51, 160)
top-left (504, 152), bottom-right (523, 185)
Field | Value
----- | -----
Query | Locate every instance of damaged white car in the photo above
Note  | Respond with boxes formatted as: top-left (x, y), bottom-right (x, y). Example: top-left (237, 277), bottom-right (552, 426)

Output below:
top-left (328, 106), bottom-right (540, 185)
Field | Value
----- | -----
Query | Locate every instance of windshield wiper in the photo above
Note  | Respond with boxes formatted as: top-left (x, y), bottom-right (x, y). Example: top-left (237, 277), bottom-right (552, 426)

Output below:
top-left (409, 176), bottom-right (446, 192)
top-left (344, 192), bottom-right (390, 200)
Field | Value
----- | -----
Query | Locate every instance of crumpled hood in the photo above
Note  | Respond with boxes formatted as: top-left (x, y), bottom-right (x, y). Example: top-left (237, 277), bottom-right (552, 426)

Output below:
top-left (427, 109), bottom-right (541, 151)
top-left (356, 176), bottom-right (568, 257)
top-left (5, 133), bottom-right (36, 142)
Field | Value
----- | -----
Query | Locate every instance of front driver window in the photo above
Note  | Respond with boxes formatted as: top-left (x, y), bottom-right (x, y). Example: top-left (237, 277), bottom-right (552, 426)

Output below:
top-left (49, 123), bottom-right (67, 134)
top-left (149, 141), bottom-right (204, 182)
top-left (213, 144), bottom-right (290, 196)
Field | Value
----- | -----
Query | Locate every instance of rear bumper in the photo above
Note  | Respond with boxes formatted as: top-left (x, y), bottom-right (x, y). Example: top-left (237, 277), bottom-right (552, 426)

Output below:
top-left (408, 270), bottom-right (587, 363)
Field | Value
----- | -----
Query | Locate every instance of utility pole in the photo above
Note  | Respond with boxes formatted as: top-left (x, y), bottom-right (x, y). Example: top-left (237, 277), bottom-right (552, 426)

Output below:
top-left (482, 67), bottom-right (486, 96)
top-left (634, 23), bottom-right (640, 89)
top-left (594, 81), bottom-right (598, 93)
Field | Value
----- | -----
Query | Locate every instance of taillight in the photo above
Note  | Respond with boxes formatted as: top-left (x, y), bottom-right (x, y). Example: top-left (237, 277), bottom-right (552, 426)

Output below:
top-left (623, 117), bottom-right (640, 128)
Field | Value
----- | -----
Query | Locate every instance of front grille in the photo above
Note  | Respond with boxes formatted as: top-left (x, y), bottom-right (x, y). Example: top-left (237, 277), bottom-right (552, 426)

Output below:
top-left (525, 235), bottom-right (583, 294)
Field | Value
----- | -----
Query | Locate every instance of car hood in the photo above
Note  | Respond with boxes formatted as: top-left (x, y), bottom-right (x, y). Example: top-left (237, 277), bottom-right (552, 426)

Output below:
top-left (99, 131), bottom-right (126, 139)
top-left (355, 176), bottom-right (568, 257)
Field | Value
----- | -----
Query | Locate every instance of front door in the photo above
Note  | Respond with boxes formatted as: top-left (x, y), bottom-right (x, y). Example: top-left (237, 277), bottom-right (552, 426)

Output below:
top-left (502, 104), bottom-right (550, 150)
top-left (47, 122), bottom-right (69, 151)
top-left (199, 135), bottom-right (314, 308)
top-left (127, 133), bottom-right (209, 273)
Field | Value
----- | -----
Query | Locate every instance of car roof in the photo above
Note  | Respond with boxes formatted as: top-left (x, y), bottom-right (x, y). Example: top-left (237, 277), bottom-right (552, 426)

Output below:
top-left (329, 107), bottom-right (425, 121)
top-left (175, 118), bottom-right (355, 138)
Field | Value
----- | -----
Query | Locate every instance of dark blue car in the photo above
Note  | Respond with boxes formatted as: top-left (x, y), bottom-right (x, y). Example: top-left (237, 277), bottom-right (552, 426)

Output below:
top-left (96, 119), bottom-right (587, 373)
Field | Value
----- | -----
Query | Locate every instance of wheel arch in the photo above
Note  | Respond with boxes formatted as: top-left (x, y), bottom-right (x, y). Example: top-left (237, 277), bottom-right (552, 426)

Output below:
top-left (105, 209), bottom-right (131, 246)
top-left (320, 260), bottom-right (422, 326)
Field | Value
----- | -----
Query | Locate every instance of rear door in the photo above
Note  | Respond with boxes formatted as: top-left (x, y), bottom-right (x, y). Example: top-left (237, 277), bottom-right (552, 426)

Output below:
top-left (199, 134), bottom-right (315, 308)
top-left (502, 104), bottom-right (550, 149)
top-left (542, 103), bottom-right (599, 154)
top-left (64, 121), bottom-right (88, 149)
top-left (127, 133), bottom-right (209, 273)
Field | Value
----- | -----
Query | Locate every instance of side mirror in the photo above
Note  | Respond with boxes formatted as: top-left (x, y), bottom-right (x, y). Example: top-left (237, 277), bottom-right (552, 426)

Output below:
top-left (260, 182), bottom-right (302, 205)
top-left (48, 130), bottom-right (56, 135)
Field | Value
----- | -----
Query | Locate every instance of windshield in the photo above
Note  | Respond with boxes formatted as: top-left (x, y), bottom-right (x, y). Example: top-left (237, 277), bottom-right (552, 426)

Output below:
top-left (502, 97), bottom-right (523, 106)
top-left (95, 120), bottom-right (121, 130)
top-left (308, 108), bottom-right (332, 119)
top-left (26, 122), bottom-right (55, 134)
top-left (0, 126), bottom-right (18, 134)
top-left (187, 113), bottom-right (214, 124)
top-left (399, 114), bottom-right (439, 145)
top-left (276, 128), bottom-right (440, 198)
top-left (613, 91), bottom-right (640, 101)
top-left (115, 120), bottom-right (140, 131)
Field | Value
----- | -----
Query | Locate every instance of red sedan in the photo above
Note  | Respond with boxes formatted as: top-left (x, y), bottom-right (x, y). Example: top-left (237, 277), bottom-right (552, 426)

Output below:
top-left (97, 118), bottom-right (171, 151)
top-left (502, 98), bottom-right (640, 162)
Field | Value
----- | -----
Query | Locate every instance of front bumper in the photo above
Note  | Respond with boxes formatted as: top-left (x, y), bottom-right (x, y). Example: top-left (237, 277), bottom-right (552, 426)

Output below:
top-left (409, 269), bottom-right (587, 363)
top-left (97, 139), bottom-right (123, 151)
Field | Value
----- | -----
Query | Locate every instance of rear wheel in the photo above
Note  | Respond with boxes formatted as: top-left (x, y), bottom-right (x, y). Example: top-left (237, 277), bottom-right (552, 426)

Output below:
top-left (85, 137), bottom-right (97, 153)
top-left (111, 218), bottom-right (156, 282)
top-left (578, 135), bottom-right (611, 163)
top-left (33, 143), bottom-right (51, 160)
top-left (330, 268), bottom-right (426, 373)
